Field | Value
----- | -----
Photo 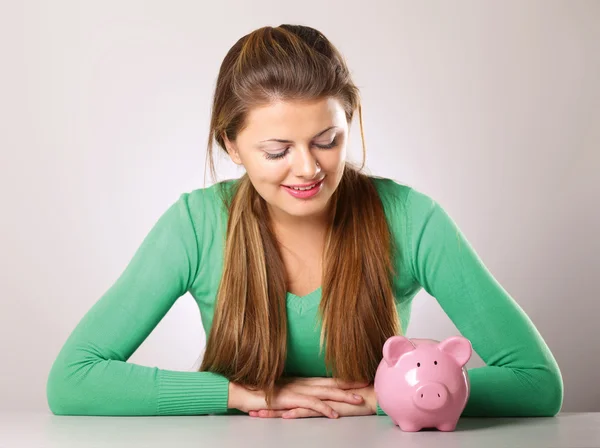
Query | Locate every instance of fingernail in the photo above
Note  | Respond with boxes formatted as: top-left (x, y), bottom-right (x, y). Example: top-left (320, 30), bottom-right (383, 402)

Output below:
top-left (332, 411), bottom-right (339, 418)
top-left (353, 394), bottom-right (363, 401)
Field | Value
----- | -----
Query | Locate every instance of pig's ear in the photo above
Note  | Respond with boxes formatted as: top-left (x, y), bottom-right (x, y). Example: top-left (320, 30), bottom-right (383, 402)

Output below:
top-left (438, 336), bottom-right (472, 367)
top-left (382, 336), bottom-right (415, 366)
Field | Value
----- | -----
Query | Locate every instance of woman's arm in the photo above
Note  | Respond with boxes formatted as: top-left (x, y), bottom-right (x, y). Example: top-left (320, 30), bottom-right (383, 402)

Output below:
top-left (46, 192), bottom-right (230, 416)
top-left (377, 187), bottom-right (563, 417)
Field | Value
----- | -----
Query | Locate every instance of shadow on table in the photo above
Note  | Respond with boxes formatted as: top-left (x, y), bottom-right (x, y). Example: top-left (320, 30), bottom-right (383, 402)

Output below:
top-left (379, 416), bottom-right (538, 432)
top-left (452, 417), bottom-right (535, 432)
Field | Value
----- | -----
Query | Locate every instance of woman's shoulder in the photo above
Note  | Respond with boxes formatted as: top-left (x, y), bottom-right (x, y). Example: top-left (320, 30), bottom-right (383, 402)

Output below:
top-left (171, 178), bottom-right (239, 236)
top-left (369, 175), bottom-right (412, 202)
top-left (184, 178), bottom-right (240, 209)
top-left (369, 175), bottom-right (437, 218)
top-left (185, 178), bottom-right (238, 205)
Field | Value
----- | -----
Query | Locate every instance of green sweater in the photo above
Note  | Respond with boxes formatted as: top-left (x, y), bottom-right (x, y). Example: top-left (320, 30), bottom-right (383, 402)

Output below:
top-left (46, 177), bottom-right (563, 417)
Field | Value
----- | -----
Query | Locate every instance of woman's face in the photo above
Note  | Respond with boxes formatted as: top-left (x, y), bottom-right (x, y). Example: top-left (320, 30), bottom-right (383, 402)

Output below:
top-left (223, 97), bottom-right (348, 225)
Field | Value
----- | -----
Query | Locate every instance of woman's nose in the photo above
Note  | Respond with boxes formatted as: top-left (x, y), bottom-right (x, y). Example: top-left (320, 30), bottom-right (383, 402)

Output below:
top-left (291, 149), bottom-right (321, 179)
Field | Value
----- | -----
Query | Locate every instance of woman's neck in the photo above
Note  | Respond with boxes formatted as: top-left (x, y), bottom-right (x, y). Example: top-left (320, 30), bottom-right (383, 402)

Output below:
top-left (266, 203), bottom-right (331, 237)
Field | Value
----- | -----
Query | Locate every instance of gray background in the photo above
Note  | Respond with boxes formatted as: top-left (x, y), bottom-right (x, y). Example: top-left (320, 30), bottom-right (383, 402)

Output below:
top-left (1, 0), bottom-right (598, 413)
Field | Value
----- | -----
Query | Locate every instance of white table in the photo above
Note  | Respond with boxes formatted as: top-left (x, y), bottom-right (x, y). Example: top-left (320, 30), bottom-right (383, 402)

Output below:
top-left (1, 411), bottom-right (598, 448)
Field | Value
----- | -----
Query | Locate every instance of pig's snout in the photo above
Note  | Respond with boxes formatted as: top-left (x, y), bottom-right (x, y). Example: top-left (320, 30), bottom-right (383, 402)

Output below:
top-left (413, 383), bottom-right (448, 411)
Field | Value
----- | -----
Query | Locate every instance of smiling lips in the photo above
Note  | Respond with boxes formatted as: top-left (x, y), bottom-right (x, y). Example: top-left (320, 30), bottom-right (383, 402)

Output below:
top-left (282, 178), bottom-right (325, 199)
top-left (283, 178), bottom-right (325, 188)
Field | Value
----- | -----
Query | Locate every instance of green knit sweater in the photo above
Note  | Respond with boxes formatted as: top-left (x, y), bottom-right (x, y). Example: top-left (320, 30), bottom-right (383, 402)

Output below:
top-left (46, 176), bottom-right (563, 417)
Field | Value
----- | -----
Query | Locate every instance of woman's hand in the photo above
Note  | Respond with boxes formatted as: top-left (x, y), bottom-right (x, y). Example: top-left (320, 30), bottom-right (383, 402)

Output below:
top-left (245, 340), bottom-right (441, 419)
top-left (229, 376), bottom-right (370, 419)
top-left (246, 377), bottom-right (378, 419)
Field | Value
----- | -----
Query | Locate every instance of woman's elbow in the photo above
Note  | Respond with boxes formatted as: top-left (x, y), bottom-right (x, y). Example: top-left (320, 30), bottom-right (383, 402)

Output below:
top-left (46, 360), bottom-right (82, 415)
top-left (47, 390), bottom-right (70, 415)
top-left (529, 364), bottom-right (564, 417)
top-left (46, 366), bottom-right (69, 415)
top-left (544, 368), bottom-right (564, 416)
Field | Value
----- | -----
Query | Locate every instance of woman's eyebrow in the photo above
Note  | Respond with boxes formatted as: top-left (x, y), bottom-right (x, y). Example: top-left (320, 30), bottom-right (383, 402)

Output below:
top-left (258, 126), bottom-right (337, 145)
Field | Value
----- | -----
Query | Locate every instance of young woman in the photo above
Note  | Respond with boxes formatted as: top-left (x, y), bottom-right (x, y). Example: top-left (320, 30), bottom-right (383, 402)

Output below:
top-left (46, 24), bottom-right (563, 420)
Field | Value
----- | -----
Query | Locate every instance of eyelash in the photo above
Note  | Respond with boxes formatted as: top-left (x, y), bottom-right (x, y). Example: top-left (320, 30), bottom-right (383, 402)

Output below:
top-left (264, 137), bottom-right (339, 160)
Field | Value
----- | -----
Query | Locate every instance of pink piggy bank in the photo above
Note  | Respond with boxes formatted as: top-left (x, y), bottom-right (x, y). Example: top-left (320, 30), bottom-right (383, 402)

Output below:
top-left (374, 336), bottom-right (472, 432)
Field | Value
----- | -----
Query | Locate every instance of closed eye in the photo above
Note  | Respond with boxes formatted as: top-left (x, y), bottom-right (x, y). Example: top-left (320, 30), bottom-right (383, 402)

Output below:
top-left (264, 137), bottom-right (339, 160)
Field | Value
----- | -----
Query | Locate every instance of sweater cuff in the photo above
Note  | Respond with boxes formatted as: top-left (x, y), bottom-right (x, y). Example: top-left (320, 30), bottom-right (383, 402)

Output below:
top-left (158, 370), bottom-right (230, 415)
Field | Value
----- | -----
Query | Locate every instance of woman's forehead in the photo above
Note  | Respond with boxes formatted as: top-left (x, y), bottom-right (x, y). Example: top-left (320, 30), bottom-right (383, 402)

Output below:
top-left (242, 98), bottom-right (346, 140)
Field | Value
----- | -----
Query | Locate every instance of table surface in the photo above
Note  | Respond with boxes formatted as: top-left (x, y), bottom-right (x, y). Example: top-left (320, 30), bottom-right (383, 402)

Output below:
top-left (1, 411), bottom-right (598, 448)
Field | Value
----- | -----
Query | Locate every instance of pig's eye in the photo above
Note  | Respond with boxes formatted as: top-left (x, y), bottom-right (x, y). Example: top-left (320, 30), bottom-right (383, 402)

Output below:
top-left (434, 361), bottom-right (438, 365)
top-left (417, 362), bottom-right (421, 367)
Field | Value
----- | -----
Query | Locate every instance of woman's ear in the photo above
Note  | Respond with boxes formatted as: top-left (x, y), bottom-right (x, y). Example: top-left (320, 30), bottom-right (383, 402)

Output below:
top-left (223, 134), bottom-right (243, 165)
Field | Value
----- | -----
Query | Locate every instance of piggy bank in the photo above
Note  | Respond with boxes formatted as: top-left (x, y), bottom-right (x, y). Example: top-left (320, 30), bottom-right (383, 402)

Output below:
top-left (374, 336), bottom-right (472, 432)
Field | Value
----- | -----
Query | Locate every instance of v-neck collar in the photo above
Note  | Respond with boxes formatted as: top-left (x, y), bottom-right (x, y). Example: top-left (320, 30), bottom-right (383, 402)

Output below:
top-left (286, 286), bottom-right (322, 315)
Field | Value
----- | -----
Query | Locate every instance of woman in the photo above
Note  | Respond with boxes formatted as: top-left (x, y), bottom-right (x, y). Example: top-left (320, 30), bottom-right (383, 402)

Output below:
top-left (46, 24), bottom-right (563, 419)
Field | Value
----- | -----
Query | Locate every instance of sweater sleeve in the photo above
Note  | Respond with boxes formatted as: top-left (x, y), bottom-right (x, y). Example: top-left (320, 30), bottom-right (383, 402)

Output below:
top-left (377, 187), bottom-right (563, 417)
top-left (46, 193), bottom-right (231, 416)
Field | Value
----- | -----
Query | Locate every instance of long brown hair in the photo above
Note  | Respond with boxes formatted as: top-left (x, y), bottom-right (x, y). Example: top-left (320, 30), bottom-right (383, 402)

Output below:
top-left (199, 24), bottom-right (401, 407)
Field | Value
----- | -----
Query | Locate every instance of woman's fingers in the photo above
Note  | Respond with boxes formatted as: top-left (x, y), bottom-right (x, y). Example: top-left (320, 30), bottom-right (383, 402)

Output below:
top-left (294, 385), bottom-right (364, 405)
top-left (287, 377), bottom-right (370, 390)
top-left (249, 409), bottom-right (321, 418)
top-left (241, 378), bottom-right (372, 419)
top-left (282, 408), bottom-right (321, 418)
top-left (250, 400), bottom-right (374, 419)
top-left (249, 409), bottom-right (320, 418)
top-left (279, 393), bottom-right (338, 418)
top-left (249, 410), bottom-right (282, 418)
top-left (243, 382), bottom-right (338, 418)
